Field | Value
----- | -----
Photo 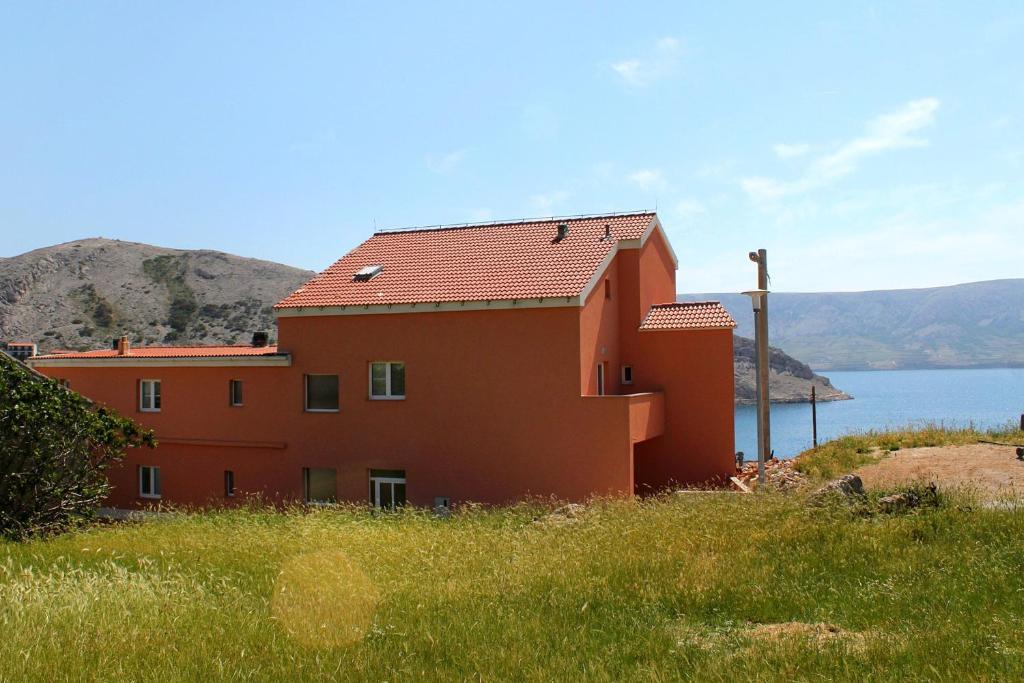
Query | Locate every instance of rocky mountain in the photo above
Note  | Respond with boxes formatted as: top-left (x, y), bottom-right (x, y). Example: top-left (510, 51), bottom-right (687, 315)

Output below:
top-left (733, 335), bottom-right (850, 404)
top-left (0, 238), bottom-right (314, 352)
top-left (683, 279), bottom-right (1024, 371)
top-left (1, 238), bottom-right (843, 403)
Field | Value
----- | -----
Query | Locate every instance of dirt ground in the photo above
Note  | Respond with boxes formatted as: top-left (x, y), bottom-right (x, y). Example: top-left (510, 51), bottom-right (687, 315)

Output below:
top-left (854, 443), bottom-right (1024, 497)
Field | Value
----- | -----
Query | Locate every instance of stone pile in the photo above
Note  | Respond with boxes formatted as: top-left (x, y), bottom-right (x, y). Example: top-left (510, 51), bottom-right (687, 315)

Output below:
top-left (735, 458), bottom-right (809, 491)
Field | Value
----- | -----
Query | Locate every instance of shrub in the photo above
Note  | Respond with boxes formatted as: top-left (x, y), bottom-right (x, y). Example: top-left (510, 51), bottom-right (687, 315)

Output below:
top-left (0, 354), bottom-right (153, 539)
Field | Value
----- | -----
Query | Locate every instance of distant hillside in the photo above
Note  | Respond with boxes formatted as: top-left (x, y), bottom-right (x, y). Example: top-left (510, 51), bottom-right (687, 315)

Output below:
top-left (683, 279), bottom-right (1024, 371)
top-left (0, 238), bottom-right (314, 352)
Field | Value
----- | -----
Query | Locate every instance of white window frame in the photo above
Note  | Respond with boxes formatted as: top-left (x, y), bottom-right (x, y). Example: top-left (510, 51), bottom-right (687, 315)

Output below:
top-left (596, 363), bottom-right (606, 396)
top-left (621, 365), bottom-right (633, 385)
top-left (368, 361), bottom-right (406, 400)
top-left (139, 466), bottom-right (161, 499)
top-left (229, 379), bottom-right (243, 407)
top-left (369, 472), bottom-right (407, 510)
top-left (304, 374), bottom-right (339, 412)
top-left (139, 379), bottom-right (161, 412)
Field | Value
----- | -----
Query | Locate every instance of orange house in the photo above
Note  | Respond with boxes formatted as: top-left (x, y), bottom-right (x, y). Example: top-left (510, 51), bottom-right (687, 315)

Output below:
top-left (29, 212), bottom-right (736, 509)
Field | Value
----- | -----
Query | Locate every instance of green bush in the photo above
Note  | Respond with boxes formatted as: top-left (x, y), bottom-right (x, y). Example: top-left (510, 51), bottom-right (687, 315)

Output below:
top-left (0, 355), bottom-right (153, 539)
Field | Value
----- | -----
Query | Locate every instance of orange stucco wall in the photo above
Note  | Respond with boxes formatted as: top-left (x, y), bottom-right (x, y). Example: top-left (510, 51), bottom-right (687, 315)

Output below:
top-left (35, 225), bottom-right (736, 508)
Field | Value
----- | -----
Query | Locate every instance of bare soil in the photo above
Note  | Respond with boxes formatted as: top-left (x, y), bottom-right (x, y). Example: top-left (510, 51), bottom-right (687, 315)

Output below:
top-left (854, 443), bottom-right (1024, 496)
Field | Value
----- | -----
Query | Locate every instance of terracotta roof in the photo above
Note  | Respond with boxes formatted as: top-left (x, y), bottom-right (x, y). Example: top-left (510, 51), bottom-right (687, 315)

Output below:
top-left (33, 345), bottom-right (281, 360)
top-left (275, 212), bottom-right (657, 308)
top-left (639, 302), bottom-right (736, 331)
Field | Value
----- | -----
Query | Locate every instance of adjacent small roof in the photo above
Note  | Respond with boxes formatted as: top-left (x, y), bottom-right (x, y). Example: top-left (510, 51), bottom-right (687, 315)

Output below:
top-left (275, 212), bottom-right (658, 309)
top-left (639, 302), bottom-right (736, 331)
top-left (32, 345), bottom-right (281, 360)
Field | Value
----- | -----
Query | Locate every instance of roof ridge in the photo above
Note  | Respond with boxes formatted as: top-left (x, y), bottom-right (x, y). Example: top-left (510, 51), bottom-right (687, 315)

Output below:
top-left (373, 210), bottom-right (656, 235)
top-left (653, 300), bottom-right (724, 307)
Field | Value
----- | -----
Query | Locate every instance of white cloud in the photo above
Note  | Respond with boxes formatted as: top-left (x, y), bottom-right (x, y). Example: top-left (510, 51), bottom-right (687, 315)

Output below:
top-left (773, 143), bottom-right (810, 159)
top-left (610, 37), bottom-right (681, 87)
top-left (426, 149), bottom-right (467, 174)
top-left (675, 198), bottom-right (706, 218)
top-left (628, 169), bottom-right (667, 192)
top-left (529, 191), bottom-right (570, 213)
top-left (742, 98), bottom-right (940, 202)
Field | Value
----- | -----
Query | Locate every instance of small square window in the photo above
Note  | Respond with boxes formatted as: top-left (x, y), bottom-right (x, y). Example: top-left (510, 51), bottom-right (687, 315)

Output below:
top-left (140, 379), bottom-right (161, 412)
top-left (305, 375), bottom-right (339, 411)
top-left (304, 467), bottom-right (337, 504)
top-left (621, 365), bottom-right (633, 385)
top-left (369, 362), bottom-right (405, 399)
top-left (140, 466), bottom-right (161, 498)
top-left (229, 380), bottom-right (243, 406)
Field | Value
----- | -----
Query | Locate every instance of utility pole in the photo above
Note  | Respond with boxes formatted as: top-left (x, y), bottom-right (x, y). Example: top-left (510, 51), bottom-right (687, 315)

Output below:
top-left (742, 283), bottom-right (769, 488)
top-left (750, 249), bottom-right (771, 462)
top-left (811, 385), bottom-right (818, 448)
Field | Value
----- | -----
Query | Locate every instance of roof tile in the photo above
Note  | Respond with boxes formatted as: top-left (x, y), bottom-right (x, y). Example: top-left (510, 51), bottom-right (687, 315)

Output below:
top-left (639, 302), bottom-right (736, 331)
top-left (33, 345), bottom-right (280, 360)
top-left (275, 212), bottom-right (656, 308)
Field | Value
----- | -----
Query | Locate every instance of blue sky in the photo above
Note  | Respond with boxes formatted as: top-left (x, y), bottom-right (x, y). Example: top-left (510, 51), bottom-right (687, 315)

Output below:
top-left (2, 2), bottom-right (1022, 292)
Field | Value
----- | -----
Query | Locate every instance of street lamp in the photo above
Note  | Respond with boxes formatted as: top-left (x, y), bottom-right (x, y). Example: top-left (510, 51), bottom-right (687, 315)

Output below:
top-left (742, 288), bottom-right (769, 488)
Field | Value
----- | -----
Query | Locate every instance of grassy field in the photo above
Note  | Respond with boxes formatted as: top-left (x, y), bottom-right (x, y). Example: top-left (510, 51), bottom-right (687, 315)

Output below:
top-left (2, 428), bottom-right (1024, 681)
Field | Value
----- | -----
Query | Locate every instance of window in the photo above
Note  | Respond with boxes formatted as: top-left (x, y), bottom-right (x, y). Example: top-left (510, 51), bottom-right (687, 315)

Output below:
top-left (224, 470), bottom-right (235, 497)
top-left (229, 379), bottom-right (243, 406)
top-left (369, 469), bottom-right (406, 510)
top-left (369, 362), bottom-right (405, 399)
top-left (303, 467), bottom-right (337, 504)
top-left (596, 363), bottom-right (606, 396)
top-left (305, 374), bottom-right (339, 411)
top-left (621, 365), bottom-right (633, 385)
top-left (604, 278), bottom-right (612, 299)
top-left (139, 466), bottom-right (161, 498)
top-left (140, 379), bottom-right (161, 412)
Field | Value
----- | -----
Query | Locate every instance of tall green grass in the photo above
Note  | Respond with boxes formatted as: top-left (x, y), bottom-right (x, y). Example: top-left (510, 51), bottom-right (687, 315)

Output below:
top-left (794, 423), bottom-right (1024, 480)
top-left (2, 490), bottom-right (1024, 681)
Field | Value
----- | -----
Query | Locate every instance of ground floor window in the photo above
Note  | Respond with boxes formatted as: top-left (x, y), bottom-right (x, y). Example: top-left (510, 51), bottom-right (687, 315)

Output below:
top-left (139, 466), bottom-right (161, 499)
top-left (303, 467), bottom-right (337, 504)
top-left (596, 362), bottom-right (606, 395)
top-left (369, 469), bottom-right (406, 510)
top-left (224, 470), bottom-right (235, 497)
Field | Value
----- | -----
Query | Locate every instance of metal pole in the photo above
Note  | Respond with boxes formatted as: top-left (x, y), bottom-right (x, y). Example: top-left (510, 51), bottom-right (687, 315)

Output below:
top-left (753, 307), bottom-right (765, 488)
top-left (811, 385), bottom-right (818, 448)
top-left (756, 249), bottom-right (771, 461)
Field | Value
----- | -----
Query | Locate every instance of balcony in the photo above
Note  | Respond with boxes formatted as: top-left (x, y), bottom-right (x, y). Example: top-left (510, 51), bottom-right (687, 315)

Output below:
top-left (582, 391), bottom-right (665, 444)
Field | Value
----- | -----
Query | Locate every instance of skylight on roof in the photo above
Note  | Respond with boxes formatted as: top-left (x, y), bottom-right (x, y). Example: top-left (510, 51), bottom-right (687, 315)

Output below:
top-left (353, 264), bottom-right (383, 281)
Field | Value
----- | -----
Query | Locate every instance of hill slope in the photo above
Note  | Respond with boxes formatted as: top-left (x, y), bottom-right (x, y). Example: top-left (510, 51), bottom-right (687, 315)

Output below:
top-left (733, 335), bottom-right (849, 404)
top-left (0, 238), bottom-right (314, 352)
top-left (683, 279), bottom-right (1024, 370)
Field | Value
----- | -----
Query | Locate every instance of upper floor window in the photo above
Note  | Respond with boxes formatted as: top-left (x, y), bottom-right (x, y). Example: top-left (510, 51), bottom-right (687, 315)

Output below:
top-left (621, 365), bottom-right (633, 385)
top-left (604, 278), bottom-right (612, 299)
top-left (140, 379), bottom-right (161, 412)
top-left (139, 465), bottom-right (161, 498)
top-left (229, 379), bottom-right (243, 407)
top-left (305, 374), bottom-right (339, 412)
top-left (369, 362), bottom-right (405, 400)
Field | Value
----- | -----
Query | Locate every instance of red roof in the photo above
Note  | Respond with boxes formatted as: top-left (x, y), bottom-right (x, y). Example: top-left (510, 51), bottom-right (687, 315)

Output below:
top-left (639, 302), bottom-right (736, 331)
top-left (275, 212), bottom-right (657, 308)
top-left (33, 345), bottom-right (280, 360)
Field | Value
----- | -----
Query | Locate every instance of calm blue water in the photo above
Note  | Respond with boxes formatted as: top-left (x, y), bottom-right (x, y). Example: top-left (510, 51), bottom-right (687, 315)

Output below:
top-left (736, 368), bottom-right (1024, 460)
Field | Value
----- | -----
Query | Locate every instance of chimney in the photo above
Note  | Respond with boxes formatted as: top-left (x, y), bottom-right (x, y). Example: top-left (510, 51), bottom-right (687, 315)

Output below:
top-left (117, 335), bottom-right (131, 356)
top-left (602, 223), bottom-right (612, 241)
top-left (555, 222), bottom-right (569, 241)
top-left (251, 331), bottom-right (269, 348)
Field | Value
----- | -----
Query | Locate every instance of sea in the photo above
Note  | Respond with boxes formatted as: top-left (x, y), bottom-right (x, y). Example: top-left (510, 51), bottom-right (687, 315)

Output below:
top-left (735, 367), bottom-right (1024, 460)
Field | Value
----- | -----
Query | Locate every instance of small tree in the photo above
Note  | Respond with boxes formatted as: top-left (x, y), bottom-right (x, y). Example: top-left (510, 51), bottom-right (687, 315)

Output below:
top-left (0, 353), bottom-right (154, 539)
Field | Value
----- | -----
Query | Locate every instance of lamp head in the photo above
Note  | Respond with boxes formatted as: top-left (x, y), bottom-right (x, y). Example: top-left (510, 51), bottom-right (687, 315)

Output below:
top-left (748, 251), bottom-right (759, 262)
